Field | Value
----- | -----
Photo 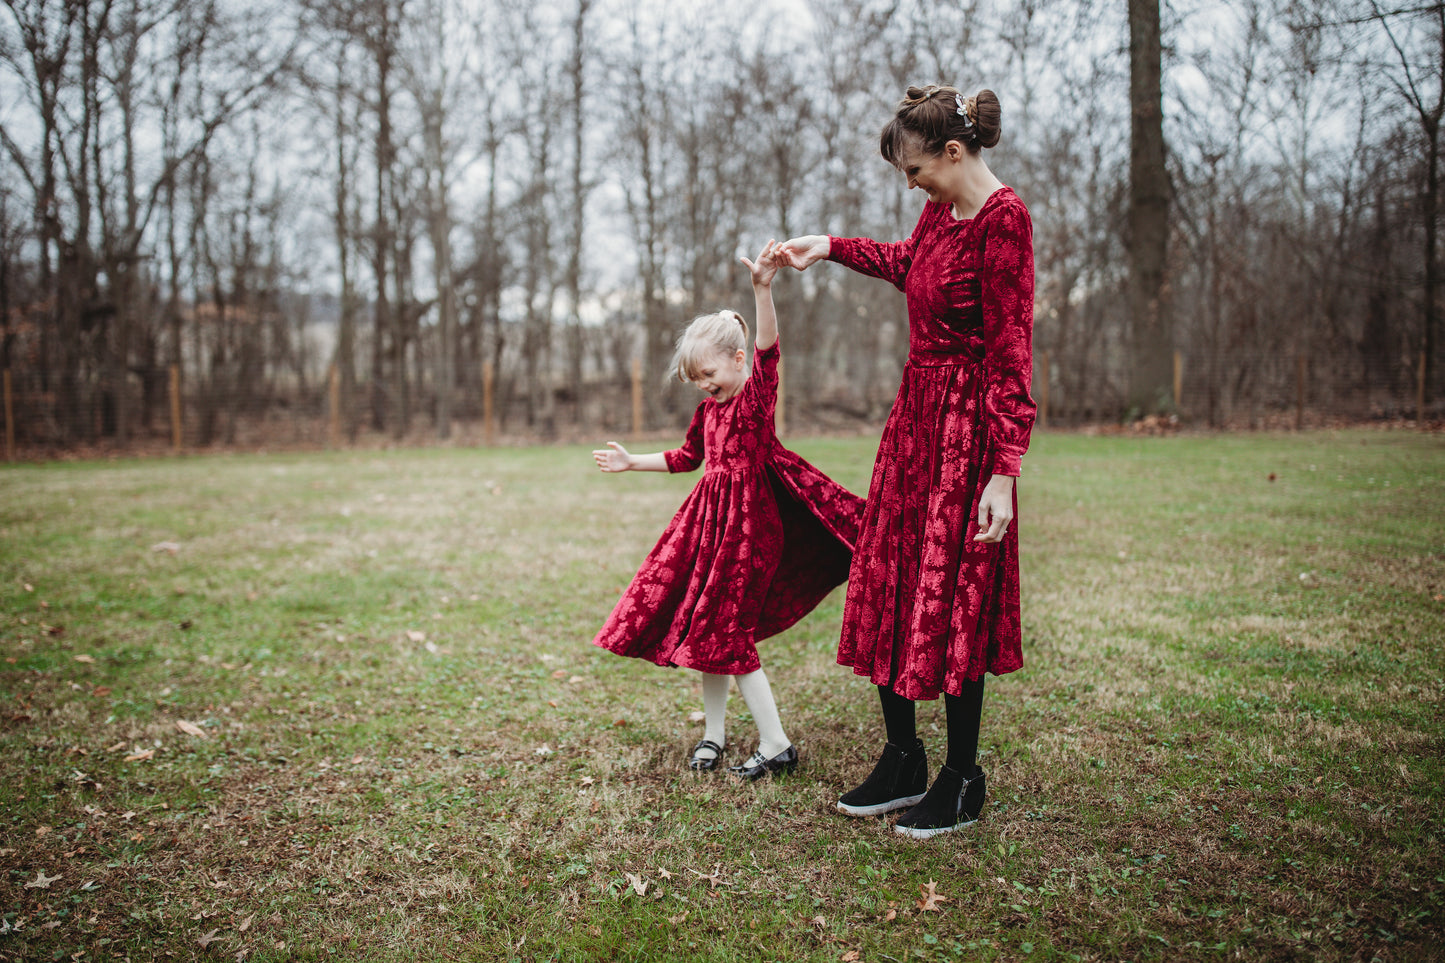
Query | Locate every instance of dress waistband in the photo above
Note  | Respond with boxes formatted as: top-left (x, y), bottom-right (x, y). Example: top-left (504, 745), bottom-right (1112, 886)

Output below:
top-left (703, 463), bottom-right (766, 476)
top-left (906, 349), bottom-right (983, 368)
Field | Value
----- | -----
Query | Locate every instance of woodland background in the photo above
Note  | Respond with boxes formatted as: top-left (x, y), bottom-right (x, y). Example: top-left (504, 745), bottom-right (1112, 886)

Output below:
top-left (0, 0), bottom-right (1441, 452)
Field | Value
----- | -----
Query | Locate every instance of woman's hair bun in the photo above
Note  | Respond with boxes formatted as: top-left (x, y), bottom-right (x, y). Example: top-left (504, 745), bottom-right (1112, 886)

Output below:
top-left (880, 83), bottom-right (1004, 163)
top-left (972, 89), bottom-right (1002, 150)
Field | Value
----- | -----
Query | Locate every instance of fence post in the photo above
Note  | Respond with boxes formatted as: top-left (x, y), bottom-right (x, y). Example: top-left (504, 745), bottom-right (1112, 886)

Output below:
top-left (482, 360), bottom-right (496, 445)
top-left (168, 364), bottom-right (182, 452)
top-left (630, 357), bottom-right (643, 441)
top-left (1036, 350), bottom-right (1049, 427)
top-left (1172, 350), bottom-right (1182, 413)
top-left (327, 364), bottom-right (341, 448)
top-left (1295, 353), bottom-right (1306, 431)
top-left (3, 368), bottom-right (13, 461)
top-left (1416, 341), bottom-right (1427, 425)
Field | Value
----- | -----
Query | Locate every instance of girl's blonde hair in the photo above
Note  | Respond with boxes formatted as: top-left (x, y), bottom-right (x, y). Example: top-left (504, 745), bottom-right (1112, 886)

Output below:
top-left (668, 310), bottom-right (750, 383)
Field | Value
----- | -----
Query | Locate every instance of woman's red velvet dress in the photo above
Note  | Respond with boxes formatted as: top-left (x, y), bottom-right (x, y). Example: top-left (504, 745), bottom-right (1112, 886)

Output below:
top-left (828, 187), bottom-right (1035, 700)
top-left (593, 342), bottom-right (865, 676)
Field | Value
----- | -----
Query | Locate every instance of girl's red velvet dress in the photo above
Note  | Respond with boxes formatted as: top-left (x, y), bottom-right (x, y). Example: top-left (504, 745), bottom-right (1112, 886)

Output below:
top-left (828, 187), bottom-right (1035, 700)
top-left (593, 341), bottom-right (865, 675)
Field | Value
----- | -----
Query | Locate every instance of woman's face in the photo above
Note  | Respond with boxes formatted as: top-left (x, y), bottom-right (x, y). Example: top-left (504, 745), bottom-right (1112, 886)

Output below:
top-left (894, 136), bottom-right (961, 203)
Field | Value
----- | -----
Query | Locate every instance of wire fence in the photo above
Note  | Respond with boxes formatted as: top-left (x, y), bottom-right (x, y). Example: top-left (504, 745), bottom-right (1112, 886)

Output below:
top-left (4, 344), bottom-right (1439, 463)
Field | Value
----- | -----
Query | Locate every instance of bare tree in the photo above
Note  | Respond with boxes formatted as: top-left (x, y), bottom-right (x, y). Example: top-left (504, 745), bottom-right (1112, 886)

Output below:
top-left (1367, 0), bottom-right (1444, 408)
top-left (1127, 0), bottom-right (1174, 414)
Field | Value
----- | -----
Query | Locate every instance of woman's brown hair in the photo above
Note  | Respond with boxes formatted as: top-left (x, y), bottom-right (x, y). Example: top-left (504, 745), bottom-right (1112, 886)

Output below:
top-left (879, 85), bottom-right (1001, 166)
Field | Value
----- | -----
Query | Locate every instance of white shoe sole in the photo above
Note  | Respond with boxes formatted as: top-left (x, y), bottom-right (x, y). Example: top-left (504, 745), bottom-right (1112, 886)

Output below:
top-left (893, 815), bottom-right (978, 839)
top-left (836, 793), bottom-right (926, 818)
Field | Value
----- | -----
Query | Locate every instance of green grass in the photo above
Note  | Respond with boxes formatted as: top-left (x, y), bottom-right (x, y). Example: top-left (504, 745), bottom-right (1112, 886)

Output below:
top-left (0, 429), bottom-right (1441, 962)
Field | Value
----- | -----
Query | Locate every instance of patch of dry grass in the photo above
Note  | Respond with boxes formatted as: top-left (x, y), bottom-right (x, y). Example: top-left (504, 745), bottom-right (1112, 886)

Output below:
top-left (1, 431), bottom-right (1441, 961)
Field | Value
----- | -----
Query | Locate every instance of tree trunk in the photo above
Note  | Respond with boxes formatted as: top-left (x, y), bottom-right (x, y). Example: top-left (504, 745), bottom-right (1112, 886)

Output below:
top-left (564, 0), bottom-right (590, 426)
top-left (1127, 0), bottom-right (1172, 415)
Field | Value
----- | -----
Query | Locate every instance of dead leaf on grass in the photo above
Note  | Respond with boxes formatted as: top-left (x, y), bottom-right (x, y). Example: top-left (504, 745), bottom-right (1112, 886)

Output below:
top-left (74, 654), bottom-right (95, 664)
top-left (534, 744), bottom-right (554, 756)
top-left (124, 748), bottom-right (155, 762)
top-left (238, 913), bottom-right (254, 933)
top-left (625, 872), bottom-right (648, 896)
top-left (882, 908), bottom-right (897, 922)
top-left (551, 669), bottom-right (568, 680)
top-left (811, 915), bottom-right (826, 929)
top-left (667, 911), bottom-right (689, 925)
top-left (35, 825), bottom-right (51, 836)
top-left (406, 630), bottom-right (426, 643)
top-left (105, 741), bottom-right (126, 752)
top-left (842, 952), bottom-right (861, 962)
top-left (196, 928), bottom-right (221, 947)
top-left (175, 720), bottom-right (209, 740)
top-left (916, 880), bottom-right (948, 912)
top-left (151, 541), bottom-right (181, 554)
top-left (690, 866), bottom-right (729, 889)
top-left (688, 711), bottom-right (706, 723)
top-left (24, 871), bottom-right (60, 889)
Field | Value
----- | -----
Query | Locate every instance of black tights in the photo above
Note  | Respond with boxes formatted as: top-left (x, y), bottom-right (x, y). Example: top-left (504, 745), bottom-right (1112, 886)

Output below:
top-left (878, 679), bottom-right (985, 773)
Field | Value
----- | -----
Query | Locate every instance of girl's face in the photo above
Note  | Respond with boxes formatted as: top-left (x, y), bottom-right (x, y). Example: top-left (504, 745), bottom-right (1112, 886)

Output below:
top-left (692, 347), bottom-right (747, 402)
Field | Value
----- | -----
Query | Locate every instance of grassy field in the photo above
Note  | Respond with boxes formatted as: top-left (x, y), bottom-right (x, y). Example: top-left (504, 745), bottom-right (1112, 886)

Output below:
top-left (0, 429), bottom-right (1441, 962)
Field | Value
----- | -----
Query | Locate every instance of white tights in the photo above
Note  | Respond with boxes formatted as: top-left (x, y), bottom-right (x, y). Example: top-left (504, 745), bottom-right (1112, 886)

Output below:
top-left (696, 667), bottom-right (791, 761)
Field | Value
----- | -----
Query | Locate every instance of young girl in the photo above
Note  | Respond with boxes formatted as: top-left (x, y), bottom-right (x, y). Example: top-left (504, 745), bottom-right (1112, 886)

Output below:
top-left (591, 241), bottom-right (865, 779)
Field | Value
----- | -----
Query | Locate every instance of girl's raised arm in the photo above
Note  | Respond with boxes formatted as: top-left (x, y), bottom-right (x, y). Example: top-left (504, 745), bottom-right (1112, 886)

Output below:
top-left (740, 240), bottom-right (781, 352)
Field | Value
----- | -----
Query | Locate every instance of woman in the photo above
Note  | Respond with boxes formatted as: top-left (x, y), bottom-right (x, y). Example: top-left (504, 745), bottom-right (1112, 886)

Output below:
top-left (777, 84), bottom-right (1035, 839)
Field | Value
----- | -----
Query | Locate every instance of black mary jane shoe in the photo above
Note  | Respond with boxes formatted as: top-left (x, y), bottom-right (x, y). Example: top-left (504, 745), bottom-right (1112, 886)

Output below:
top-left (688, 739), bottom-right (726, 772)
top-left (728, 745), bottom-right (798, 782)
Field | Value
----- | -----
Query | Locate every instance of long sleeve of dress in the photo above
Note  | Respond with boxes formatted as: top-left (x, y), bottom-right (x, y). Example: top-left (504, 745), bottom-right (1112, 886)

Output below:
top-left (741, 342), bottom-right (780, 418)
top-left (979, 201), bottom-right (1036, 476)
top-left (664, 403), bottom-right (707, 473)
top-left (827, 224), bottom-right (921, 292)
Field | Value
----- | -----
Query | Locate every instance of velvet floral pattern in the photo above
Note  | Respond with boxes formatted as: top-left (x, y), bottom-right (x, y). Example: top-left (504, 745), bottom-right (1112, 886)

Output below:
top-left (829, 188), bottom-right (1036, 700)
top-left (593, 341), bottom-right (866, 676)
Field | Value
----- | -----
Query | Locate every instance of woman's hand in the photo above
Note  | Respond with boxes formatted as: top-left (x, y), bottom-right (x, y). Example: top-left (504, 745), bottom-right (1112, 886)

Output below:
top-left (592, 442), bottom-right (633, 472)
top-left (776, 235), bottom-right (830, 271)
top-left (973, 473), bottom-right (1016, 543)
top-left (740, 239), bottom-right (780, 288)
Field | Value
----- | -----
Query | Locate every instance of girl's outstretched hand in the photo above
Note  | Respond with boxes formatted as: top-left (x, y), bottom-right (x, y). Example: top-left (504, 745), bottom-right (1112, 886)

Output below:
top-left (593, 441), bottom-right (633, 472)
top-left (740, 239), bottom-right (780, 287)
top-left (776, 235), bottom-right (830, 271)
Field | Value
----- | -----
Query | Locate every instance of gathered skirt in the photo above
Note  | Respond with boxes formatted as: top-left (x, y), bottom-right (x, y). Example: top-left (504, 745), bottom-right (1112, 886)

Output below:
top-left (837, 357), bottom-right (1023, 700)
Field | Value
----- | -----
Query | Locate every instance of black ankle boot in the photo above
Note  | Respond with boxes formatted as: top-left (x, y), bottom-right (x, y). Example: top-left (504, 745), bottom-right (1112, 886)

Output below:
top-left (893, 764), bottom-right (985, 839)
top-left (836, 739), bottom-right (929, 817)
